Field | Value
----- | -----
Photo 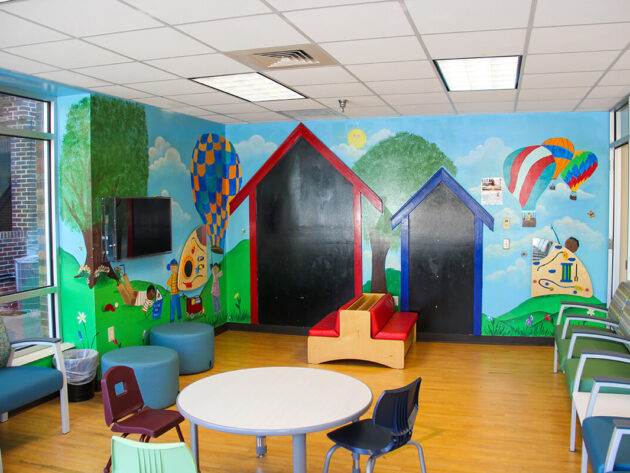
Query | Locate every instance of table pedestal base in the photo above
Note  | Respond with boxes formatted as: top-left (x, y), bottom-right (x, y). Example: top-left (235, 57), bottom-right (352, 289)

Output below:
top-left (256, 436), bottom-right (267, 457)
top-left (293, 434), bottom-right (306, 473)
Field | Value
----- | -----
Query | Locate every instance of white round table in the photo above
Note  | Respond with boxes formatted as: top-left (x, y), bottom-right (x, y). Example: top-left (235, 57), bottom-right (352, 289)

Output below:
top-left (177, 367), bottom-right (373, 473)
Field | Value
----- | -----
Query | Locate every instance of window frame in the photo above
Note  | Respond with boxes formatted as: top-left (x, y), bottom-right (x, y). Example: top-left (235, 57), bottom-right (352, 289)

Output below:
top-left (0, 86), bottom-right (58, 338)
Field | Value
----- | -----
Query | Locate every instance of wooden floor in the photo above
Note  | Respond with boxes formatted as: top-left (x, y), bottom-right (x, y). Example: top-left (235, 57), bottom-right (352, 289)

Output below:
top-left (1, 331), bottom-right (584, 473)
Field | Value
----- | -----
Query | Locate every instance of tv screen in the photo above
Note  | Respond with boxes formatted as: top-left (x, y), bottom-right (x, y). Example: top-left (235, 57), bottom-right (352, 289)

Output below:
top-left (102, 197), bottom-right (172, 261)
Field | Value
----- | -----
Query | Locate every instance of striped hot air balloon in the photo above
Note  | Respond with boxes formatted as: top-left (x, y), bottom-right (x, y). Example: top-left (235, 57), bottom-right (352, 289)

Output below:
top-left (542, 137), bottom-right (574, 190)
top-left (560, 150), bottom-right (598, 200)
top-left (503, 145), bottom-right (556, 210)
top-left (191, 133), bottom-right (242, 254)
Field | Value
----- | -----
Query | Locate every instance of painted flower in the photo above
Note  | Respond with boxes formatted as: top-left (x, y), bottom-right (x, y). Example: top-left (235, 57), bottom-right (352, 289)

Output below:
top-left (545, 314), bottom-right (551, 322)
top-left (77, 330), bottom-right (83, 341)
top-left (77, 312), bottom-right (87, 324)
top-left (587, 309), bottom-right (595, 316)
top-left (525, 315), bottom-right (534, 327)
top-left (234, 293), bottom-right (240, 299)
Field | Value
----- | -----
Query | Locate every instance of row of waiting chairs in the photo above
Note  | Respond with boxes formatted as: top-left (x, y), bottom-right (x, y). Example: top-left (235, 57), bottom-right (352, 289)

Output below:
top-left (553, 280), bottom-right (630, 473)
top-left (102, 365), bottom-right (427, 473)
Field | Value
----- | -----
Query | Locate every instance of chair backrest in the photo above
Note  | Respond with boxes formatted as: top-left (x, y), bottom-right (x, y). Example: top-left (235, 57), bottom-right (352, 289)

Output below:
top-left (610, 281), bottom-right (630, 325)
top-left (372, 377), bottom-right (422, 448)
top-left (101, 365), bottom-right (145, 426)
top-left (111, 436), bottom-right (196, 473)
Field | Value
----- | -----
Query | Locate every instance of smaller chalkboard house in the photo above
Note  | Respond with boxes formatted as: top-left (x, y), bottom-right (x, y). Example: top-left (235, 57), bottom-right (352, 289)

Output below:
top-left (230, 123), bottom-right (382, 327)
top-left (391, 168), bottom-right (494, 336)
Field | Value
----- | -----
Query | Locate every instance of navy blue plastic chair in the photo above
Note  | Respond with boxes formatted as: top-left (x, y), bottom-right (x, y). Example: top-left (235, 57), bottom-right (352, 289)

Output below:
top-left (322, 377), bottom-right (426, 473)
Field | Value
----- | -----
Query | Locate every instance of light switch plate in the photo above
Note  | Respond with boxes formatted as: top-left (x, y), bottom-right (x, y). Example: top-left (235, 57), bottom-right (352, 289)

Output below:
top-left (503, 218), bottom-right (510, 229)
top-left (503, 238), bottom-right (510, 250)
top-left (108, 326), bottom-right (115, 342)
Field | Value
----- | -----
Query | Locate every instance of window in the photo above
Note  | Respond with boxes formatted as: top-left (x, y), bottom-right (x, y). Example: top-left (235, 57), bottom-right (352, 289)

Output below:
top-left (0, 91), bottom-right (56, 340)
top-left (615, 102), bottom-right (629, 142)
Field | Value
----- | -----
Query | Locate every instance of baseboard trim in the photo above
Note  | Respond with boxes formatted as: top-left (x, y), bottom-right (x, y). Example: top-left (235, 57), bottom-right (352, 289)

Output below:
top-left (219, 322), bottom-right (553, 346)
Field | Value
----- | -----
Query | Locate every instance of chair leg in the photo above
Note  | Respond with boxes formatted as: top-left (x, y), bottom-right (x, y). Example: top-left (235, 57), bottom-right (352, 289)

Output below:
top-left (409, 440), bottom-right (427, 473)
top-left (352, 452), bottom-right (361, 473)
top-left (322, 445), bottom-right (340, 473)
top-left (581, 440), bottom-right (588, 473)
top-left (570, 400), bottom-right (577, 452)
top-left (553, 342), bottom-right (558, 373)
top-left (0, 412), bottom-right (7, 423)
top-left (366, 456), bottom-right (376, 473)
top-left (176, 425), bottom-right (185, 442)
top-left (105, 434), bottom-right (131, 473)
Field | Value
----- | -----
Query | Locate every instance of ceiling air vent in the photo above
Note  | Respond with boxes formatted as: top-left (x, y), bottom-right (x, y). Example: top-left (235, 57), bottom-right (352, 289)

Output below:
top-left (227, 44), bottom-right (337, 70)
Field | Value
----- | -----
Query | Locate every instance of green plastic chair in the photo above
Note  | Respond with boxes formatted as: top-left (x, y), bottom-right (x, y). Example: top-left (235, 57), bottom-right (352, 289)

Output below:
top-left (111, 436), bottom-right (196, 473)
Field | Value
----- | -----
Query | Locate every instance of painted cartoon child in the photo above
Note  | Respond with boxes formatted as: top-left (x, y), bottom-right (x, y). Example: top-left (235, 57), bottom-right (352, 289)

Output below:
top-left (211, 263), bottom-right (223, 315)
top-left (116, 273), bottom-right (156, 313)
top-left (166, 258), bottom-right (182, 322)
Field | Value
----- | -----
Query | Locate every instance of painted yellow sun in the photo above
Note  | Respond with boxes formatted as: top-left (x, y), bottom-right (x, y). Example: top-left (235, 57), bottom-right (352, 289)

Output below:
top-left (347, 128), bottom-right (367, 149)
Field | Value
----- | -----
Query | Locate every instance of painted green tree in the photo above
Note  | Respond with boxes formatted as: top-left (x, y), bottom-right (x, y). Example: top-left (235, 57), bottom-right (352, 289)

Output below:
top-left (60, 96), bottom-right (148, 288)
top-left (353, 132), bottom-right (456, 293)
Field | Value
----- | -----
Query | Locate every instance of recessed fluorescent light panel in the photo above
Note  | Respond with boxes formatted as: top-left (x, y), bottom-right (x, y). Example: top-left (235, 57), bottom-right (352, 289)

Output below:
top-left (191, 73), bottom-right (304, 102)
top-left (435, 56), bottom-right (521, 92)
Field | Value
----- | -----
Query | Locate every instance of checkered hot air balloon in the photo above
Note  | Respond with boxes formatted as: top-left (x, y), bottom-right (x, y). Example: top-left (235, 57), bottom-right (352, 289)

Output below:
top-left (190, 133), bottom-right (242, 254)
top-left (503, 145), bottom-right (556, 211)
top-left (560, 150), bottom-right (598, 201)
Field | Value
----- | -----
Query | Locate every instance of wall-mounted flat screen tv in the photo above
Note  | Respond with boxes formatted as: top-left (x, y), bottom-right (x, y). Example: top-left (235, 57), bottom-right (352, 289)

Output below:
top-left (101, 197), bottom-right (172, 261)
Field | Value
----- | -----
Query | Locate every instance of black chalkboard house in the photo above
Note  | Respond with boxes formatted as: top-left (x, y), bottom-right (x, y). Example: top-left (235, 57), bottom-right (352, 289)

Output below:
top-left (391, 168), bottom-right (494, 336)
top-left (230, 123), bottom-right (382, 327)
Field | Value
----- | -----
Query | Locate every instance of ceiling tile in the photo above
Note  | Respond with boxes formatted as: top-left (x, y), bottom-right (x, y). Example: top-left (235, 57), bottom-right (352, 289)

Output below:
top-left (518, 87), bottom-right (590, 100)
top-left (320, 36), bottom-right (426, 65)
top-left (295, 82), bottom-right (372, 98)
top-left (0, 51), bottom-right (58, 74)
top-left (367, 78), bottom-right (444, 94)
top-left (284, 2), bottom-right (413, 42)
top-left (35, 70), bottom-right (110, 88)
top-left (177, 15), bottom-right (307, 52)
top-left (165, 92), bottom-right (246, 106)
top-left (125, 79), bottom-right (211, 96)
top-left (534, 0), bottom-right (630, 27)
top-left (213, 116), bottom-right (246, 124)
top-left (265, 66), bottom-right (355, 86)
top-left (6, 40), bottom-right (130, 69)
top-left (423, 29), bottom-right (527, 59)
top-left (406, 0), bottom-right (530, 34)
top-left (599, 69), bottom-right (630, 87)
top-left (77, 62), bottom-right (178, 84)
top-left (516, 99), bottom-right (579, 112)
top-left (456, 102), bottom-right (516, 114)
top-left (85, 28), bottom-right (214, 61)
top-left (347, 61), bottom-right (435, 82)
top-left (89, 84), bottom-right (153, 99)
top-left (0, 11), bottom-right (68, 48)
top-left (165, 105), bottom-right (207, 115)
top-left (613, 50), bottom-right (630, 70)
top-left (318, 96), bottom-right (385, 108)
top-left (1, 0), bottom-right (161, 37)
top-left (587, 85), bottom-right (630, 99)
top-left (135, 96), bottom-right (187, 109)
top-left (524, 51), bottom-right (621, 73)
top-left (146, 54), bottom-right (252, 78)
top-left (228, 111), bottom-right (291, 122)
top-left (285, 109), bottom-right (343, 121)
top-left (207, 103), bottom-right (268, 114)
top-left (124, 0), bottom-right (270, 24)
top-left (342, 105), bottom-right (398, 118)
top-left (381, 92), bottom-right (449, 105)
top-left (395, 103), bottom-right (455, 115)
top-left (267, 0), bottom-right (382, 10)
top-left (260, 99), bottom-right (325, 111)
top-left (449, 90), bottom-right (517, 103)
top-left (520, 71), bottom-right (602, 88)
top-left (578, 97), bottom-right (622, 110)
top-left (528, 23), bottom-right (630, 54)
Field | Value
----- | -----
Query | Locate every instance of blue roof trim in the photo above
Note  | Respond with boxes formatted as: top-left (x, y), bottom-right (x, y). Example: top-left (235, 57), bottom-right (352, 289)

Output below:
top-left (391, 167), bottom-right (494, 231)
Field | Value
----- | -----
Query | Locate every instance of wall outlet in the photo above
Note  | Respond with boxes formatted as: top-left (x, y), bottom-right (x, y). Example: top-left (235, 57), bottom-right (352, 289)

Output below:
top-left (108, 326), bottom-right (115, 342)
top-left (503, 238), bottom-right (510, 250)
top-left (393, 296), bottom-right (399, 306)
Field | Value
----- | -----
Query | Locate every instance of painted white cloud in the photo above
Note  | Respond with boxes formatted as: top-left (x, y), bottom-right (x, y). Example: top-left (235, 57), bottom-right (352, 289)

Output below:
top-left (494, 207), bottom-right (519, 222)
top-left (552, 215), bottom-right (605, 249)
top-left (332, 128), bottom-right (394, 165)
top-left (484, 226), bottom-right (556, 259)
top-left (455, 137), bottom-right (512, 169)
top-left (161, 189), bottom-right (191, 223)
top-left (366, 128), bottom-right (394, 147)
top-left (486, 257), bottom-right (529, 287)
top-left (546, 180), bottom-right (596, 200)
top-left (234, 134), bottom-right (277, 161)
top-left (149, 136), bottom-right (188, 174)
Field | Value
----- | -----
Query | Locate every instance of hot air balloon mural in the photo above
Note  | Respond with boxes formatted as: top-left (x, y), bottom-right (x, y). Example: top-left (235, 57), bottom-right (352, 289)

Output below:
top-left (560, 150), bottom-right (598, 200)
top-left (191, 133), bottom-right (242, 254)
top-left (542, 137), bottom-right (574, 190)
top-left (503, 145), bottom-right (556, 227)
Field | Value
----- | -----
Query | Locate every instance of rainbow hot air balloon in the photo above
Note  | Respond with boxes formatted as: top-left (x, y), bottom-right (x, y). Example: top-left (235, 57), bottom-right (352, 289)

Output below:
top-left (542, 137), bottom-right (574, 190)
top-left (191, 133), bottom-right (242, 254)
top-left (560, 150), bottom-right (598, 200)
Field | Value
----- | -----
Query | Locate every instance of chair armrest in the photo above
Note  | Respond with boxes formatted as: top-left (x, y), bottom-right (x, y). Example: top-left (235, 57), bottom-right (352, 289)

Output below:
top-left (561, 315), bottom-right (619, 338)
top-left (558, 302), bottom-right (607, 326)
top-left (572, 350), bottom-right (630, 396)
top-left (607, 420), bottom-right (630, 471)
top-left (586, 376), bottom-right (630, 418)
top-left (613, 419), bottom-right (630, 429)
top-left (568, 329), bottom-right (630, 358)
top-left (11, 337), bottom-right (62, 348)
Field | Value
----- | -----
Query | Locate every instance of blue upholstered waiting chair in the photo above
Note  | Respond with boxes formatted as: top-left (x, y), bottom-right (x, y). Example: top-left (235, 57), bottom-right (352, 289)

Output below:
top-left (582, 416), bottom-right (630, 473)
top-left (323, 377), bottom-right (426, 473)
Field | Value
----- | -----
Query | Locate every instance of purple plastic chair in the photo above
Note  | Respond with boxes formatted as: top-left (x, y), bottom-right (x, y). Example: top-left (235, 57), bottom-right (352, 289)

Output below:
top-left (101, 365), bottom-right (185, 473)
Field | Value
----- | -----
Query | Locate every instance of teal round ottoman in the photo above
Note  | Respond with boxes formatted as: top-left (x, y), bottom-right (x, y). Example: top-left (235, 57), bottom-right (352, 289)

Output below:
top-left (100, 346), bottom-right (179, 409)
top-left (150, 322), bottom-right (214, 375)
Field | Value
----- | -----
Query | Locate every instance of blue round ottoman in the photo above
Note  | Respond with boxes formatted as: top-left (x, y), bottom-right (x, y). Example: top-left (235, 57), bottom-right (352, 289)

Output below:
top-left (150, 322), bottom-right (214, 375)
top-left (101, 346), bottom-right (179, 409)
